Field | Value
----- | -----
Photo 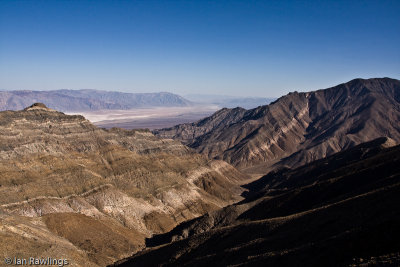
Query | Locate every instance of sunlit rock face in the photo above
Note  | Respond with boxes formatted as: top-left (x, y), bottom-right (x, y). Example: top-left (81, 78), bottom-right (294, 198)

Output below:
top-left (155, 78), bottom-right (400, 174)
top-left (0, 104), bottom-right (247, 266)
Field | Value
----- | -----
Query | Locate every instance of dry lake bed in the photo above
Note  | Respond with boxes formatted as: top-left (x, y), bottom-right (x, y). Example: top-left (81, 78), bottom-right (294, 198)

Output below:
top-left (67, 105), bottom-right (219, 130)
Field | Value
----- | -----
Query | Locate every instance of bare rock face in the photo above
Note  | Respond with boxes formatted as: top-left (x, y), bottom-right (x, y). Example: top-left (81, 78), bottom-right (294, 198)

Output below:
top-left (0, 106), bottom-right (247, 266)
top-left (154, 78), bottom-right (400, 175)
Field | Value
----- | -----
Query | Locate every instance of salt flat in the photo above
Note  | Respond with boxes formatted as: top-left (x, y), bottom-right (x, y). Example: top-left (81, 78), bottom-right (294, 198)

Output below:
top-left (66, 105), bottom-right (219, 130)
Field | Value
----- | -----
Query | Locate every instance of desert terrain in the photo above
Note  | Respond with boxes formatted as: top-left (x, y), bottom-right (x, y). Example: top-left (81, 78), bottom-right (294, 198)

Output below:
top-left (0, 78), bottom-right (399, 267)
top-left (2, 1), bottom-right (399, 266)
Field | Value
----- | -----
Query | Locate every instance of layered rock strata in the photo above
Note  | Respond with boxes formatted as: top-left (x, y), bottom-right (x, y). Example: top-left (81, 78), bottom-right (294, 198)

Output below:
top-left (0, 104), bottom-right (247, 266)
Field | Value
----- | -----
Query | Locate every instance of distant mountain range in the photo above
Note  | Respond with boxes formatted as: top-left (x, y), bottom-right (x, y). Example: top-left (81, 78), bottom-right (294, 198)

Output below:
top-left (184, 94), bottom-right (275, 109)
top-left (154, 78), bottom-right (400, 175)
top-left (0, 89), bottom-right (275, 113)
top-left (0, 89), bottom-right (193, 112)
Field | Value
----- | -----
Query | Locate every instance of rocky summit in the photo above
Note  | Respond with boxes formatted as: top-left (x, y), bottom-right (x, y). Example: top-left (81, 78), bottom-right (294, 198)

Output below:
top-left (154, 78), bottom-right (400, 176)
top-left (0, 104), bottom-right (247, 266)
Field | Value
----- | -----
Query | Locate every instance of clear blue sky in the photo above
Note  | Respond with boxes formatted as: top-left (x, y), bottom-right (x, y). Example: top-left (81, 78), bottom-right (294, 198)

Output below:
top-left (0, 0), bottom-right (399, 97)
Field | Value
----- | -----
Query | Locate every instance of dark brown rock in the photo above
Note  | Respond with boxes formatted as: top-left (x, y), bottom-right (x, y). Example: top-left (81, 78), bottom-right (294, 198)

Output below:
top-left (115, 138), bottom-right (400, 267)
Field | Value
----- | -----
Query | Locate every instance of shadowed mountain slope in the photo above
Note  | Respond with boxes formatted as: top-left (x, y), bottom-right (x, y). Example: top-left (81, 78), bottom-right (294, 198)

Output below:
top-left (154, 78), bottom-right (400, 175)
top-left (0, 90), bottom-right (193, 112)
top-left (0, 104), bottom-right (247, 266)
top-left (114, 137), bottom-right (400, 267)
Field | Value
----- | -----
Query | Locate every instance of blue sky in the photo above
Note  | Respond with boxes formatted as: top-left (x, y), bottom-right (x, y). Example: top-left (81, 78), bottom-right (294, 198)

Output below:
top-left (0, 0), bottom-right (399, 97)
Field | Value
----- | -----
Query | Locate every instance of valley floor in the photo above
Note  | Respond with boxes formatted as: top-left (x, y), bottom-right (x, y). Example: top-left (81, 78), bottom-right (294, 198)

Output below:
top-left (67, 105), bottom-right (219, 130)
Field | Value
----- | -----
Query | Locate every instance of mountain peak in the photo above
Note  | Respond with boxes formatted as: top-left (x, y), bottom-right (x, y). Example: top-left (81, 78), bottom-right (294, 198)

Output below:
top-left (154, 77), bottom-right (400, 173)
top-left (24, 102), bottom-right (54, 111)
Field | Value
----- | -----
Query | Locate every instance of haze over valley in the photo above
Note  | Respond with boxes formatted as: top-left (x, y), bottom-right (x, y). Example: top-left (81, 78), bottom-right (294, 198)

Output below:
top-left (0, 89), bottom-right (275, 130)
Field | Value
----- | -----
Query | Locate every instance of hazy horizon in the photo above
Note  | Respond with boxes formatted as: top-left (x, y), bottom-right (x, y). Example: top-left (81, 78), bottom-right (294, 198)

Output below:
top-left (1, 1), bottom-right (399, 97)
top-left (0, 87), bottom-right (275, 99)
top-left (0, 76), bottom-right (396, 98)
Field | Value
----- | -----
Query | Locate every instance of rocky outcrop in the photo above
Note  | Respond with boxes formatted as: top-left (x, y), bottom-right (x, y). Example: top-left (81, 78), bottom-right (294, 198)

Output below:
top-left (0, 105), bottom-right (247, 266)
top-left (154, 78), bottom-right (400, 175)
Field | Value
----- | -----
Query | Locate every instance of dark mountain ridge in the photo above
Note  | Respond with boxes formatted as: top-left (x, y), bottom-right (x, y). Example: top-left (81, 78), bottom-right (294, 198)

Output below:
top-left (0, 89), bottom-right (193, 112)
top-left (154, 78), bottom-right (400, 174)
top-left (114, 137), bottom-right (400, 267)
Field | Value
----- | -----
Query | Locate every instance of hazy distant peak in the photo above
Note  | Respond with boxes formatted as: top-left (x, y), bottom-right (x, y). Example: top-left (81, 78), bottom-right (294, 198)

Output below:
top-left (184, 93), bottom-right (275, 109)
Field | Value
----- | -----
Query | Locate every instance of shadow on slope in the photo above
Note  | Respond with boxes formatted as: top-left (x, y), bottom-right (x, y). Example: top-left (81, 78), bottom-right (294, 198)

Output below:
top-left (112, 137), bottom-right (400, 267)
